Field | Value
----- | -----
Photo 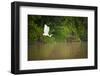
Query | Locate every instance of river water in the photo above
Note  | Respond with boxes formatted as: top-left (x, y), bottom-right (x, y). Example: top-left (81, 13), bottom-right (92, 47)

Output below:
top-left (28, 41), bottom-right (87, 61)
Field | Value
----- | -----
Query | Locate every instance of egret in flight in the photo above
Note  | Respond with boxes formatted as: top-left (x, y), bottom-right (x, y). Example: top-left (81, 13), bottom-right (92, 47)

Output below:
top-left (43, 24), bottom-right (53, 37)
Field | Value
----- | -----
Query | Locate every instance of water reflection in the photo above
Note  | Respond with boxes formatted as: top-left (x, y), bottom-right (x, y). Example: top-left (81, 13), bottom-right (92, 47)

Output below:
top-left (28, 41), bottom-right (87, 61)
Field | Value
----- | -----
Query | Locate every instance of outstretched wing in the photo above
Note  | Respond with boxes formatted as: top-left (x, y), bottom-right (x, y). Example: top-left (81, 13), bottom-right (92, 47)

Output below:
top-left (43, 24), bottom-right (49, 36)
top-left (44, 24), bottom-right (48, 32)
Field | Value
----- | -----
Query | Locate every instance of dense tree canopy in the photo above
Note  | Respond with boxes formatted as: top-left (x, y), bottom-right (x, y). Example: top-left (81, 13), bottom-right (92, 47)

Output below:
top-left (28, 15), bottom-right (87, 44)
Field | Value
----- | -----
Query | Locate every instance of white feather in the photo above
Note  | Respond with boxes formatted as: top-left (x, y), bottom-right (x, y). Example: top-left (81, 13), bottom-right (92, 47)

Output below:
top-left (43, 24), bottom-right (52, 37)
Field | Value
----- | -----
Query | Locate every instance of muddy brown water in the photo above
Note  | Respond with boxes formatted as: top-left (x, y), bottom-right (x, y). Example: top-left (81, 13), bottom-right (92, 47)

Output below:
top-left (28, 41), bottom-right (87, 61)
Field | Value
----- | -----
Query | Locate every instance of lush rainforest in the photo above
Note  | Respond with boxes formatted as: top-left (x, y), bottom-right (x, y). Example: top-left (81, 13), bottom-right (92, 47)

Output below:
top-left (28, 15), bottom-right (87, 44)
top-left (28, 15), bottom-right (88, 60)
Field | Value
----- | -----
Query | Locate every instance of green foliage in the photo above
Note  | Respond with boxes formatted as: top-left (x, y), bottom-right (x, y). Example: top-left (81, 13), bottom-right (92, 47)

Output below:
top-left (28, 15), bottom-right (43, 43)
top-left (28, 15), bottom-right (88, 44)
top-left (40, 36), bottom-right (55, 43)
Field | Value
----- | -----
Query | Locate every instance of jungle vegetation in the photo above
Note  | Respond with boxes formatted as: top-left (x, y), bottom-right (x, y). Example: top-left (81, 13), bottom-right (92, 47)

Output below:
top-left (28, 15), bottom-right (88, 44)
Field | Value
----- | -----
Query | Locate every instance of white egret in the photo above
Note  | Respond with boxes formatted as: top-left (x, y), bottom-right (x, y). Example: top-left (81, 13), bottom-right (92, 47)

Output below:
top-left (43, 24), bottom-right (53, 37)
